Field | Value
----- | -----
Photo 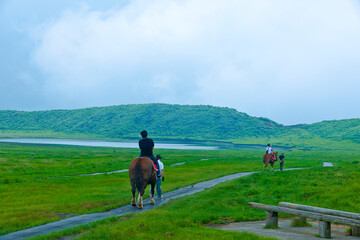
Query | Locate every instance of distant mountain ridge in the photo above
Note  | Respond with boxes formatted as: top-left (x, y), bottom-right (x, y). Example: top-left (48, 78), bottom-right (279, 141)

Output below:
top-left (0, 104), bottom-right (359, 145)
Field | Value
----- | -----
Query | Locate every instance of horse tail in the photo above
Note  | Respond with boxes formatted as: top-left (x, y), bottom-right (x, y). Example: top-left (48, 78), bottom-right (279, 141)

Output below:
top-left (134, 160), bottom-right (144, 195)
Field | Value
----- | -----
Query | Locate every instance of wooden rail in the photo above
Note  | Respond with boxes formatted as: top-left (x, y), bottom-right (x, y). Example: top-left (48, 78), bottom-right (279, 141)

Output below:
top-left (248, 202), bottom-right (360, 238)
top-left (278, 202), bottom-right (360, 237)
top-left (279, 202), bottom-right (360, 220)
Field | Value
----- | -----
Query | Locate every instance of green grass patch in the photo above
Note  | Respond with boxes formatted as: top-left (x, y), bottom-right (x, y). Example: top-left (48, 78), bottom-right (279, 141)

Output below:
top-left (30, 165), bottom-right (360, 239)
top-left (1, 142), bottom-right (360, 238)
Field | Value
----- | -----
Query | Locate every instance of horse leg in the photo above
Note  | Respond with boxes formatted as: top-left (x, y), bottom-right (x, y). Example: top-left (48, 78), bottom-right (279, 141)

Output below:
top-left (131, 181), bottom-right (136, 206)
top-left (150, 183), bottom-right (155, 205)
top-left (137, 192), bottom-right (143, 209)
top-left (264, 160), bottom-right (268, 171)
top-left (263, 156), bottom-right (270, 170)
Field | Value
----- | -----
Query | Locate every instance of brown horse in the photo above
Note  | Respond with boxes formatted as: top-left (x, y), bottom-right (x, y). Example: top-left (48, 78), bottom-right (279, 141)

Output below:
top-left (129, 157), bottom-right (157, 209)
top-left (263, 152), bottom-right (278, 171)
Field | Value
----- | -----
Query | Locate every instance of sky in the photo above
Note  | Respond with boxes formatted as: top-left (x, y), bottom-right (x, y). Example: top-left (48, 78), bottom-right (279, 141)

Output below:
top-left (1, 0), bottom-right (360, 125)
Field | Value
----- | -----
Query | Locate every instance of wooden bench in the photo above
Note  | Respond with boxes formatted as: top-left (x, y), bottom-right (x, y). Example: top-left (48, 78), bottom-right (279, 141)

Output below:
top-left (249, 202), bottom-right (360, 238)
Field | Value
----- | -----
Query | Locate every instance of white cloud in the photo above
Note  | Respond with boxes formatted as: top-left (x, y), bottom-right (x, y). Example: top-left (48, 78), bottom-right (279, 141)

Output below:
top-left (31, 0), bottom-right (360, 124)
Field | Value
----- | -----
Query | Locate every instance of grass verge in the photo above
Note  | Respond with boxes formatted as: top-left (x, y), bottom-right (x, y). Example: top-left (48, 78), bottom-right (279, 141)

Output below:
top-left (28, 165), bottom-right (360, 240)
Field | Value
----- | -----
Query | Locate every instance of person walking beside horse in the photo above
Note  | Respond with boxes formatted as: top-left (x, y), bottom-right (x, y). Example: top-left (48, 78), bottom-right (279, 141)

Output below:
top-left (155, 154), bottom-right (164, 199)
top-left (279, 153), bottom-right (285, 171)
top-left (149, 154), bottom-right (165, 199)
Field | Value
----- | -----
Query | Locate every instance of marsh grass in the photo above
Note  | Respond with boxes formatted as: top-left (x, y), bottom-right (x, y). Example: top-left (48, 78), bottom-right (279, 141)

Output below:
top-left (1, 142), bottom-right (360, 237)
top-left (29, 165), bottom-right (360, 240)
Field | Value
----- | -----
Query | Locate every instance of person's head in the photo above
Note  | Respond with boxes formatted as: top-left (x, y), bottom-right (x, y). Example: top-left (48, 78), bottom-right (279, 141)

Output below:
top-left (267, 144), bottom-right (270, 146)
top-left (140, 130), bottom-right (148, 138)
top-left (156, 154), bottom-right (161, 160)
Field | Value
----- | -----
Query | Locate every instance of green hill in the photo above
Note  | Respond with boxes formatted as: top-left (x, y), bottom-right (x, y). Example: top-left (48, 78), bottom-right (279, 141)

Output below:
top-left (0, 104), bottom-right (281, 139)
top-left (0, 104), bottom-right (359, 148)
top-left (298, 119), bottom-right (360, 143)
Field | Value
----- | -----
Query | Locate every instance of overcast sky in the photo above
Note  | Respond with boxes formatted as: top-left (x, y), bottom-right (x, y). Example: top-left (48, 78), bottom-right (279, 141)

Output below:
top-left (1, 0), bottom-right (360, 125)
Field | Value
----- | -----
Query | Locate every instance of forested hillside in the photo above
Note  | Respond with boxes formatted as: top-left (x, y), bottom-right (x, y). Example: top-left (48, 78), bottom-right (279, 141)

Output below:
top-left (0, 104), bottom-right (282, 140)
top-left (0, 104), bottom-right (359, 146)
top-left (298, 119), bottom-right (360, 143)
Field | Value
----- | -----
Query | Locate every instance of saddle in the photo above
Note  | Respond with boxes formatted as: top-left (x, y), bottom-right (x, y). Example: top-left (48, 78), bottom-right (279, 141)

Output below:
top-left (265, 153), bottom-right (276, 161)
top-left (152, 161), bottom-right (158, 171)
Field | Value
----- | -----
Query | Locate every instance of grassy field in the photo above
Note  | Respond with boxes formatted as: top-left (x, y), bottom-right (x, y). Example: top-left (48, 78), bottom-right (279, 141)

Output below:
top-left (29, 162), bottom-right (360, 240)
top-left (1, 142), bottom-right (359, 239)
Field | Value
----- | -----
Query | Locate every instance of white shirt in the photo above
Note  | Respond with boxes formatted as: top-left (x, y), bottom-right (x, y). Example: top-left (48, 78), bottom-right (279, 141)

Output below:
top-left (266, 146), bottom-right (272, 154)
top-left (158, 159), bottom-right (164, 170)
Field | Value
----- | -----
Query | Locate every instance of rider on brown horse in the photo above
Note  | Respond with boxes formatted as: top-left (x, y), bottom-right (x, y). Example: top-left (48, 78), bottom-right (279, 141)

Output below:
top-left (265, 144), bottom-right (275, 160)
top-left (139, 130), bottom-right (161, 178)
top-left (263, 144), bottom-right (278, 171)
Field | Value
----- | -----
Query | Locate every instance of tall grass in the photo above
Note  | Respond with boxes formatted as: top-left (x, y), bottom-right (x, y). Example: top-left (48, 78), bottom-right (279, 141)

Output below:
top-left (30, 165), bottom-right (360, 240)
top-left (1, 142), bottom-right (359, 236)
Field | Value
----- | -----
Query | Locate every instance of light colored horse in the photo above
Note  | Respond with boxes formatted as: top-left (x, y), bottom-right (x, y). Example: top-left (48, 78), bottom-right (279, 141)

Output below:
top-left (263, 152), bottom-right (278, 171)
top-left (129, 157), bottom-right (157, 209)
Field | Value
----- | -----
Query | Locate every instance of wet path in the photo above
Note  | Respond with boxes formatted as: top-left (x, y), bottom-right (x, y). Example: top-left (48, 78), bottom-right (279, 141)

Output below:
top-left (1, 168), bottom-right (303, 240)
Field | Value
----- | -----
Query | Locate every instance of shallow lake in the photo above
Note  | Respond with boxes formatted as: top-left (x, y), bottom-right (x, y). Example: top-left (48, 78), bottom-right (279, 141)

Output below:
top-left (0, 138), bottom-right (218, 150)
top-left (0, 138), bottom-right (290, 151)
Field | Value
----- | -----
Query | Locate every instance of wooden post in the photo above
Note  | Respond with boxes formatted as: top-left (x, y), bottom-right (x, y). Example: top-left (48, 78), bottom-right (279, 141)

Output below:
top-left (319, 221), bottom-right (331, 238)
top-left (351, 226), bottom-right (360, 237)
top-left (278, 202), bottom-right (360, 220)
top-left (266, 211), bottom-right (278, 228)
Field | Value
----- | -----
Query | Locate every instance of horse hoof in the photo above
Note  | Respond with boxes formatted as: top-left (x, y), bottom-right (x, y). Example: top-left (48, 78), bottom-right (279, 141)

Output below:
top-left (131, 203), bottom-right (136, 206)
top-left (150, 200), bottom-right (155, 205)
top-left (138, 205), bottom-right (143, 209)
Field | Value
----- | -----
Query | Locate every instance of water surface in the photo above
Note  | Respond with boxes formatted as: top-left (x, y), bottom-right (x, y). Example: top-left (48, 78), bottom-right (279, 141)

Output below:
top-left (0, 138), bottom-right (217, 150)
top-left (0, 138), bottom-right (291, 151)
